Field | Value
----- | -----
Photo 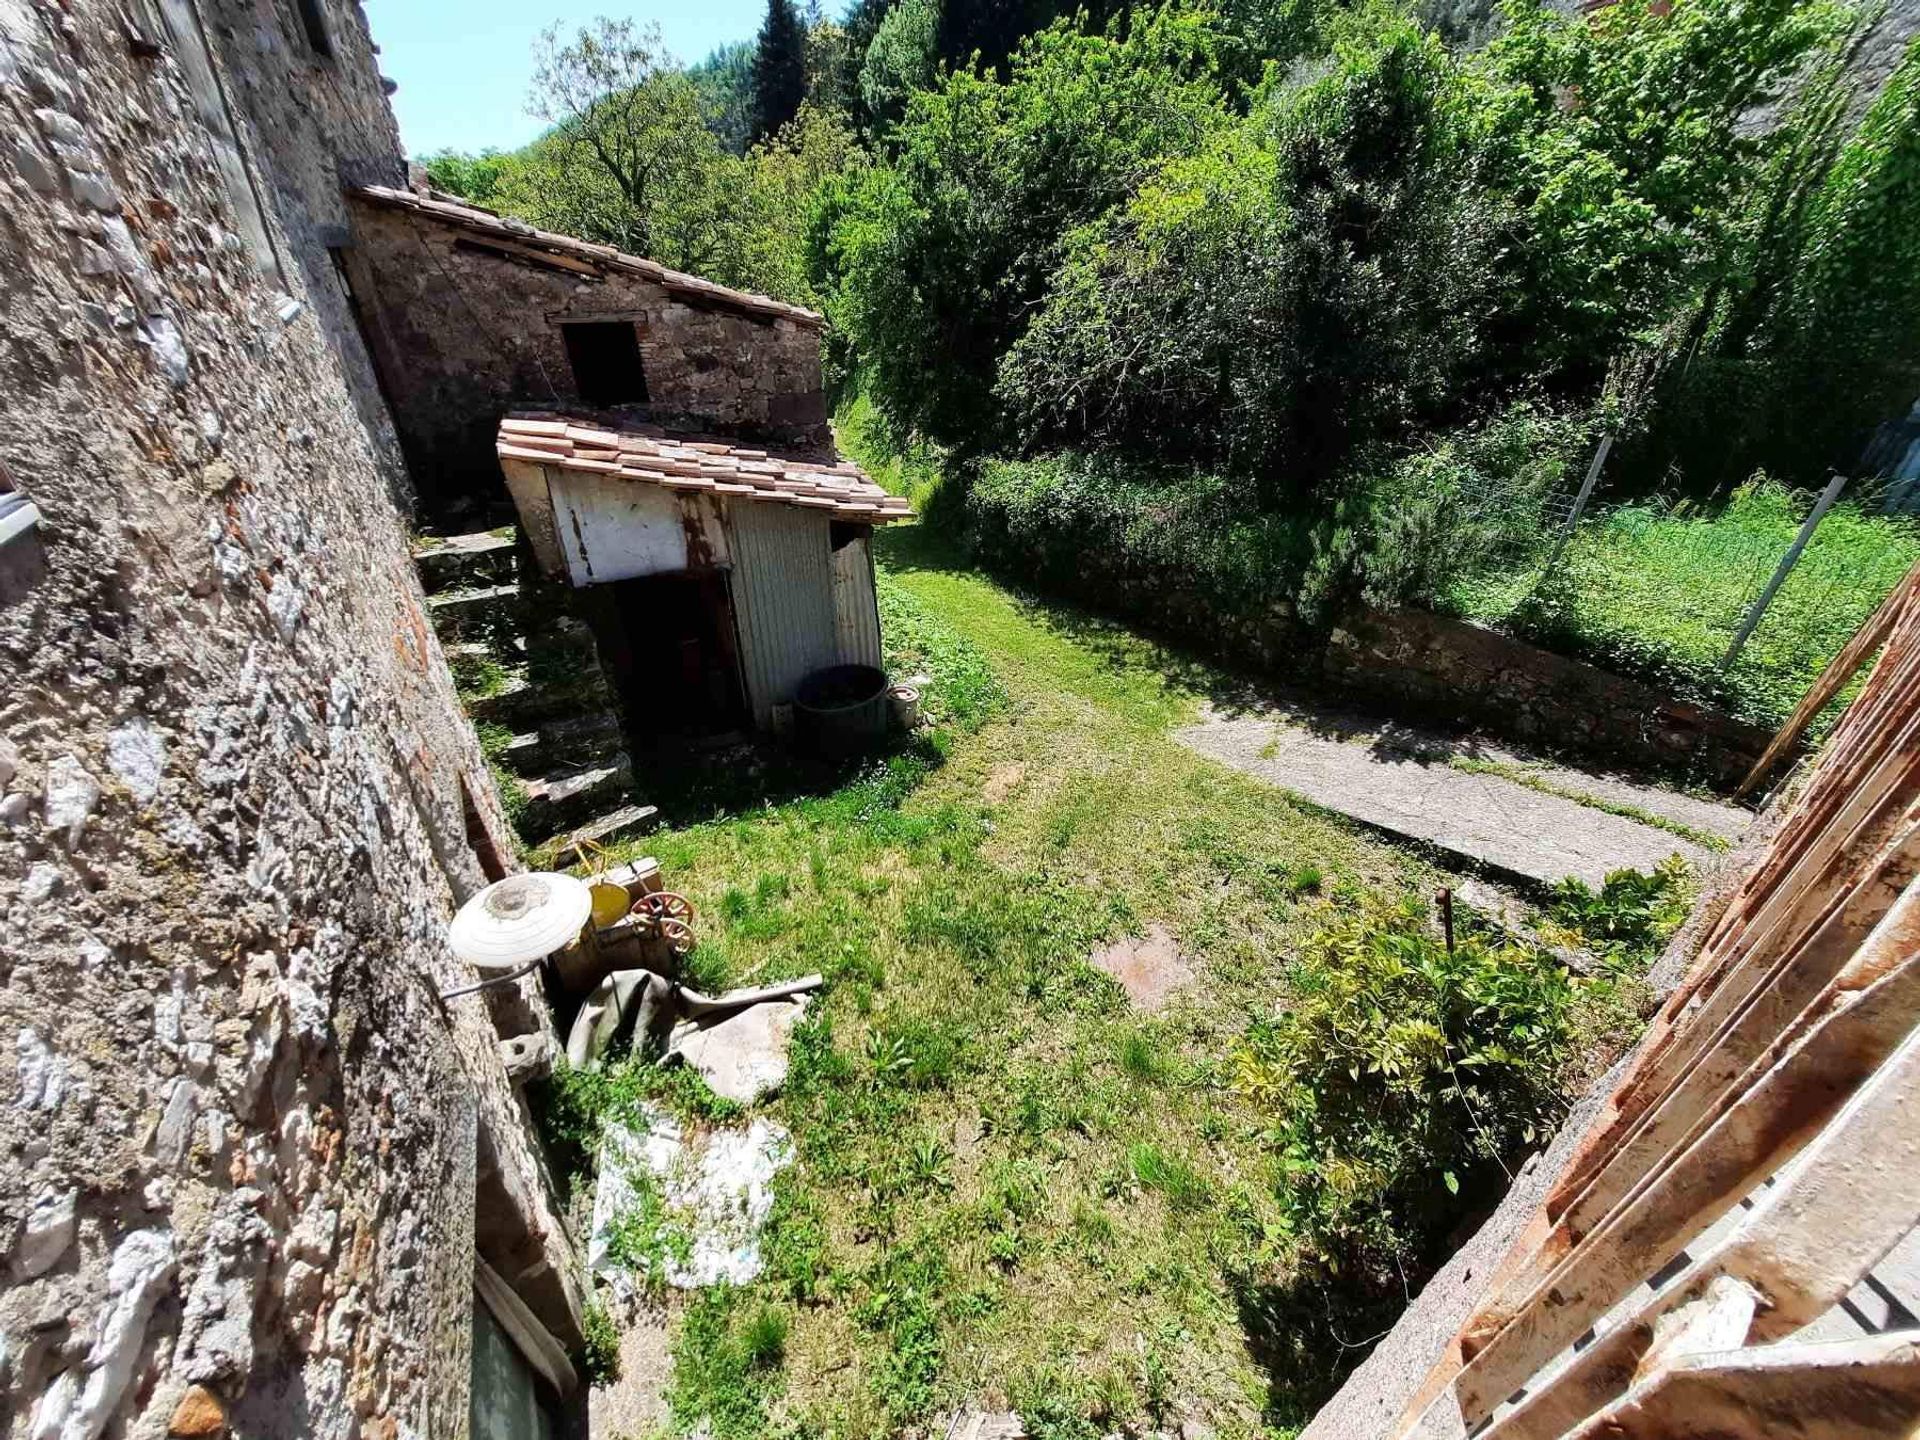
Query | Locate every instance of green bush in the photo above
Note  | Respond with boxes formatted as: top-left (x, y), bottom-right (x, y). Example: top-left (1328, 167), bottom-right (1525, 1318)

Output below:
top-left (812, 7), bottom-right (1235, 449)
top-left (1302, 400), bottom-right (1592, 619)
top-left (1543, 856), bottom-right (1694, 972)
top-left (966, 451), bottom-right (1316, 623)
top-left (1002, 8), bottom-right (1496, 492)
top-left (1234, 896), bottom-right (1593, 1269)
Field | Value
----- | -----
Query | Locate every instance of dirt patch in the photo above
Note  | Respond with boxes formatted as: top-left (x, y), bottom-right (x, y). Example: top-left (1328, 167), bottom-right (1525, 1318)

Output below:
top-left (984, 762), bottom-right (1027, 803)
top-left (1090, 924), bottom-right (1195, 1013)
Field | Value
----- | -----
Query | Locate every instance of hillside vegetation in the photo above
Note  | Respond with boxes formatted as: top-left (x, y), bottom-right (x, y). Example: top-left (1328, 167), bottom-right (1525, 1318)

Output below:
top-left (431, 0), bottom-right (1920, 720)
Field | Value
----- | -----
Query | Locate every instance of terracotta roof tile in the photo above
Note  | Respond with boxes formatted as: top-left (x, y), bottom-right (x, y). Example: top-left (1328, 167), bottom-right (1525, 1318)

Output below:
top-left (351, 187), bottom-right (824, 329)
top-left (496, 415), bottom-right (911, 525)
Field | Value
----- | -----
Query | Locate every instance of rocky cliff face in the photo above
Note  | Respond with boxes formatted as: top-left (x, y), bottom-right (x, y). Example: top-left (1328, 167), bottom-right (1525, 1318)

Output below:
top-left (0, 3), bottom-right (573, 1436)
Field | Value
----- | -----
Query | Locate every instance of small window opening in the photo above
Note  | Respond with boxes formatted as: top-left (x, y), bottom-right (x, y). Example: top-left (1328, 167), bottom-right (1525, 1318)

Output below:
top-left (561, 322), bottom-right (650, 407)
top-left (293, 0), bottom-right (334, 58)
top-left (830, 520), bottom-right (867, 552)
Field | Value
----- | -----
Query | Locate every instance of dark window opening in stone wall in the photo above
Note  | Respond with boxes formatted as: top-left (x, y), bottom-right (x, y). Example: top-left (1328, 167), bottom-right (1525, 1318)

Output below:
top-left (560, 318), bottom-right (648, 403)
top-left (292, 0), bottom-right (334, 59)
top-left (560, 322), bottom-right (650, 408)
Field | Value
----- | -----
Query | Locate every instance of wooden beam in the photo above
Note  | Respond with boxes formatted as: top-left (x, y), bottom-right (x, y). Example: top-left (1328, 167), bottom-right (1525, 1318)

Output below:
top-left (1466, 1021), bottom-right (1920, 1438)
top-left (1455, 901), bottom-right (1920, 1423)
top-left (1566, 1333), bottom-right (1920, 1440)
top-left (1738, 566), bottom-right (1920, 799)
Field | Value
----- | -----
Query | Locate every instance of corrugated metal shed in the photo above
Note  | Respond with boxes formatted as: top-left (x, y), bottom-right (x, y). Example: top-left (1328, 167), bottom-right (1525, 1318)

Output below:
top-left (832, 532), bottom-right (883, 671)
top-left (727, 503), bottom-right (841, 727)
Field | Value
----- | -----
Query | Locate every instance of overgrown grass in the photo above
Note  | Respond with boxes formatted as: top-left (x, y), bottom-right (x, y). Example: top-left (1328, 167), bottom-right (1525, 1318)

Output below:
top-left (1448, 479), bottom-right (1920, 731)
top-left (563, 514), bottom-right (1665, 1438)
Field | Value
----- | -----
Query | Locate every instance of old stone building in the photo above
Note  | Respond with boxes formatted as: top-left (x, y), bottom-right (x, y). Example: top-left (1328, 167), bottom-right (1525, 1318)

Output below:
top-left (326, 185), bottom-right (904, 843)
top-left (0, 1), bottom-right (640, 1435)
top-left (338, 186), bottom-right (833, 524)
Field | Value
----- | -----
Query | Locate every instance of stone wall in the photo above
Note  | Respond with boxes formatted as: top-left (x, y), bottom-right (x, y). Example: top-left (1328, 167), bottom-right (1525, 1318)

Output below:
top-left (0, 4), bottom-right (575, 1439)
top-left (341, 198), bottom-right (829, 520)
top-left (1325, 607), bottom-right (1774, 787)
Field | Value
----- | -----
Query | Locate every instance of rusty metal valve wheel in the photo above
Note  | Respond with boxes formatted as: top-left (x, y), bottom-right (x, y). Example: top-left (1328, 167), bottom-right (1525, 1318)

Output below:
top-left (656, 916), bottom-right (696, 956)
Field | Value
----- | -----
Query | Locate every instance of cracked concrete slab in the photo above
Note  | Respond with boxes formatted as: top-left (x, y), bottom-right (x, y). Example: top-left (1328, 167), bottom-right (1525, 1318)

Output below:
top-left (1177, 708), bottom-right (1746, 888)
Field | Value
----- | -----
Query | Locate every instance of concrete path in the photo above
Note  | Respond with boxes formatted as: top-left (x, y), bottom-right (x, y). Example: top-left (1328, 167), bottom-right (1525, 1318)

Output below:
top-left (1176, 703), bottom-right (1752, 888)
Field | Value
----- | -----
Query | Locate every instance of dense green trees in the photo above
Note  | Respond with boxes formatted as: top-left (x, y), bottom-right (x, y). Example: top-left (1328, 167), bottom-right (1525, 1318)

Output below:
top-left (421, 0), bottom-right (1920, 608)
top-left (817, 7), bottom-right (1236, 448)
top-left (751, 0), bottom-right (811, 142)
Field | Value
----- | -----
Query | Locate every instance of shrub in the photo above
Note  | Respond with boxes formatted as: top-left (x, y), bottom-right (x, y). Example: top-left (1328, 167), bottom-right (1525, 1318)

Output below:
top-left (1543, 856), bottom-right (1694, 971)
top-left (1002, 9), bottom-right (1496, 493)
top-left (1301, 400), bottom-right (1593, 620)
top-left (965, 451), bottom-right (1315, 626)
top-left (1234, 896), bottom-right (1585, 1270)
top-left (813, 7), bottom-right (1235, 449)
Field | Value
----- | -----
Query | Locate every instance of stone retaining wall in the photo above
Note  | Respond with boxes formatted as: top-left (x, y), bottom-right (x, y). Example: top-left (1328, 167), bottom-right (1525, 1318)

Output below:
top-left (1324, 607), bottom-right (1775, 787)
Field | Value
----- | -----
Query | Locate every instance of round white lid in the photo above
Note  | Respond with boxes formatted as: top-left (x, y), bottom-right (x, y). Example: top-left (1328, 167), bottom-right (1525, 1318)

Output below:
top-left (446, 872), bottom-right (592, 969)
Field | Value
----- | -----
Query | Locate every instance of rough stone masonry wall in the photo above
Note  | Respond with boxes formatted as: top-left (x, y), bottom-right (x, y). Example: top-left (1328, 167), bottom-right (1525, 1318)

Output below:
top-left (1325, 607), bottom-right (1774, 787)
top-left (0, 3), bottom-right (574, 1438)
top-left (342, 200), bottom-right (830, 519)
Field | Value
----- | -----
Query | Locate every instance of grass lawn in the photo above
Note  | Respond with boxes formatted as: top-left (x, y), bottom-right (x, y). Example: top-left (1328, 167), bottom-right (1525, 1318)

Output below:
top-left (1447, 480), bottom-right (1920, 733)
top-left (556, 525), bottom-right (1657, 1440)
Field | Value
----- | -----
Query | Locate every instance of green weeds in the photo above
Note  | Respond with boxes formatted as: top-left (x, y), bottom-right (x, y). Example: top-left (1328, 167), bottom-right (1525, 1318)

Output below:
top-left (1450, 479), bottom-right (1920, 732)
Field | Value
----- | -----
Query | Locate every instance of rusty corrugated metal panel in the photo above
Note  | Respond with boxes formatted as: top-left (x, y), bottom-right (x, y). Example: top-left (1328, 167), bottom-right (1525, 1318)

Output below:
top-left (727, 502), bottom-right (838, 727)
top-left (832, 531), bottom-right (883, 669)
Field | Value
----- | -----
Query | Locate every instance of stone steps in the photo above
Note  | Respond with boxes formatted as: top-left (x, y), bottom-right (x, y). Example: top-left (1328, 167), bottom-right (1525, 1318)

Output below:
top-left (521, 756), bottom-right (634, 833)
top-left (553, 803), bottom-right (660, 856)
top-left (412, 532), bottom-right (655, 853)
top-left (412, 530), bottom-right (518, 594)
top-left (500, 712), bottom-right (626, 777)
top-left (466, 674), bottom-right (594, 731)
top-left (426, 582), bottom-right (526, 641)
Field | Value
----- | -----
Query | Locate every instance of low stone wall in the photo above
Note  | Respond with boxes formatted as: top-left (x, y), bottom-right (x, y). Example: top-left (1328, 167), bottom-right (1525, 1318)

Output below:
top-left (1325, 607), bottom-right (1775, 787)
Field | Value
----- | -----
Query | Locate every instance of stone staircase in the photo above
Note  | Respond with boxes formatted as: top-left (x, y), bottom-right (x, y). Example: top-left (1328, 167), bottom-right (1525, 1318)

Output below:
top-left (414, 530), bottom-right (657, 854)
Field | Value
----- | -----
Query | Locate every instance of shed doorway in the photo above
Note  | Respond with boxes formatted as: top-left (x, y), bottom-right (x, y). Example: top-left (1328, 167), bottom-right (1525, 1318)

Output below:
top-left (584, 570), bottom-right (748, 742)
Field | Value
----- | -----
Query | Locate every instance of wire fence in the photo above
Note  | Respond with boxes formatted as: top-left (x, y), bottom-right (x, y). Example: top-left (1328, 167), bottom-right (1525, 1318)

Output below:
top-left (1448, 464), bottom-right (1920, 732)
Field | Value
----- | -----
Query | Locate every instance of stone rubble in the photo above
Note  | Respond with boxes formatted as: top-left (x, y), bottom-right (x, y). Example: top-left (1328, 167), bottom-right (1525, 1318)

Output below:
top-left (590, 1106), bottom-right (793, 1292)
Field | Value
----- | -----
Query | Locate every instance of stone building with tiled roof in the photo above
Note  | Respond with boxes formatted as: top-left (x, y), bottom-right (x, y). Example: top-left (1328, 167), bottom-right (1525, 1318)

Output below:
top-left (336, 176), bottom-right (908, 808)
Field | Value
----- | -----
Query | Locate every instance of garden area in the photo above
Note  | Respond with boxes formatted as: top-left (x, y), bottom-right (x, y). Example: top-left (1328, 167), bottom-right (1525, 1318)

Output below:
top-left (537, 518), bottom-right (1696, 1439)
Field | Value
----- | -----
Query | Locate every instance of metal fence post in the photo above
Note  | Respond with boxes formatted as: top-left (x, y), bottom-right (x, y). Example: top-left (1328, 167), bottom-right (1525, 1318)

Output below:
top-left (1721, 472), bottom-right (1850, 671)
top-left (1537, 433), bottom-right (1612, 588)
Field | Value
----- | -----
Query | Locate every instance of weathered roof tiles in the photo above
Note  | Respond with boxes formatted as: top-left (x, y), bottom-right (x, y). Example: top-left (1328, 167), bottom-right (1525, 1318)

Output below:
top-left (350, 185), bottom-right (825, 329)
top-left (496, 415), bottom-right (912, 525)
